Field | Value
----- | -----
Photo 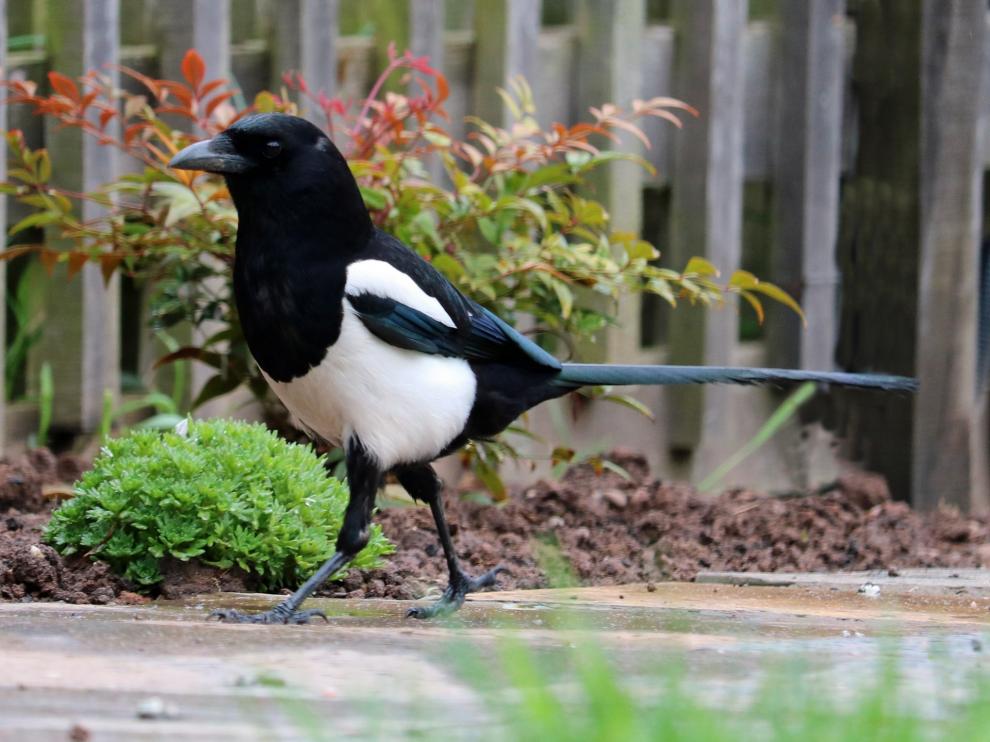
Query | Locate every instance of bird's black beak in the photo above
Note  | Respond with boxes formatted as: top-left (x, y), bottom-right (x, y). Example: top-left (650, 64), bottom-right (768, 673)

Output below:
top-left (169, 134), bottom-right (253, 174)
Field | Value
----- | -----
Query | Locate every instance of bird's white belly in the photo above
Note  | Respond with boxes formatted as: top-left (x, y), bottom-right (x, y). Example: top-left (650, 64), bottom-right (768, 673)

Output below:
top-left (263, 306), bottom-right (477, 470)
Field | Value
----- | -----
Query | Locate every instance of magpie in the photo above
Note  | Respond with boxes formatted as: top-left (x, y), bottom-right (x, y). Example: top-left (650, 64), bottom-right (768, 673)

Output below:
top-left (170, 113), bottom-right (917, 624)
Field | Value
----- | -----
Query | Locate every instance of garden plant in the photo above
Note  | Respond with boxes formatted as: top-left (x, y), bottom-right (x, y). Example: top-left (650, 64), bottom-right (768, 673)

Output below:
top-left (1, 47), bottom-right (802, 495)
top-left (44, 418), bottom-right (392, 590)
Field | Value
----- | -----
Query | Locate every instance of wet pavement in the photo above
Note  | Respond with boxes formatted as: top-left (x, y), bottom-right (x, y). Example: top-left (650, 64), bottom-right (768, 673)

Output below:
top-left (1, 575), bottom-right (988, 740)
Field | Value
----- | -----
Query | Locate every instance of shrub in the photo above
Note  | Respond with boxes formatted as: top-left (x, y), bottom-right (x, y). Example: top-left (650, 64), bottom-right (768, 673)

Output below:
top-left (2, 48), bottom-right (802, 494)
top-left (44, 418), bottom-right (393, 590)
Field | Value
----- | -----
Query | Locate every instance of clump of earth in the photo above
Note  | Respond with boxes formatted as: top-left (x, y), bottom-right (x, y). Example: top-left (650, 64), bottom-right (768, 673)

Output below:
top-left (1, 448), bottom-right (987, 605)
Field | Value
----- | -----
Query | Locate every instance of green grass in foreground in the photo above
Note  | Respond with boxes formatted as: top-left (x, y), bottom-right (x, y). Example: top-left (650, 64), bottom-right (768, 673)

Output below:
top-left (449, 638), bottom-right (990, 742)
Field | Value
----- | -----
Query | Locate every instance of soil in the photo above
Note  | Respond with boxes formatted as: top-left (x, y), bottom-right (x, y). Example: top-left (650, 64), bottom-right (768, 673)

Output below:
top-left (2, 449), bottom-right (988, 605)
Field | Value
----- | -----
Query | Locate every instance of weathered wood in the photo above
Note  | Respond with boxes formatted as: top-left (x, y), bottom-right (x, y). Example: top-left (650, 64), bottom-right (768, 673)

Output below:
top-left (441, 29), bottom-right (473, 141)
top-left (0, 0), bottom-right (7, 449)
top-left (158, 0), bottom-right (231, 83)
top-left (408, 0), bottom-right (444, 180)
top-left (409, 0), bottom-right (442, 71)
top-left (640, 25), bottom-right (675, 182)
top-left (742, 20), bottom-right (775, 180)
top-left (576, 0), bottom-right (646, 364)
top-left (535, 26), bottom-right (578, 131)
top-left (473, 0), bottom-right (541, 126)
top-left (271, 0), bottom-right (338, 123)
top-left (667, 0), bottom-right (747, 458)
top-left (913, 0), bottom-right (988, 511)
top-left (767, 0), bottom-right (844, 372)
top-left (834, 0), bottom-right (921, 500)
top-left (36, 0), bottom-right (120, 431)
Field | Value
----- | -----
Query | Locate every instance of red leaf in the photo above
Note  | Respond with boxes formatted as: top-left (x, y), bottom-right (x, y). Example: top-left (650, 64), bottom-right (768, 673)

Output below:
top-left (181, 49), bottom-right (206, 91)
top-left (123, 123), bottom-right (146, 145)
top-left (79, 90), bottom-right (98, 111)
top-left (159, 81), bottom-right (194, 109)
top-left (66, 251), bottom-right (89, 280)
top-left (408, 55), bottom-right (437, 76)
top-left (156, 105), bottom-right (198, 120)
top-left (198, 79), bottom-right (227, 98)
top-left (98, 108), bottom-right (116, 131)
top-left (118, 66), bottom-right (163, 101)
top-left (48, 72), bottom-right (79, 102)
top-left (204, 92), bottom-right (233, 119)
top-left (39, 249), bottom-right (60, 276)
top-left (99, 253), bottom-right (123, 284)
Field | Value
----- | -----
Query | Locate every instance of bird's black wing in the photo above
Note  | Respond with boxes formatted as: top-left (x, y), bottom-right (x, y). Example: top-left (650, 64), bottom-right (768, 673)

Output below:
top-left (349, 231), bottom-right (561, 370)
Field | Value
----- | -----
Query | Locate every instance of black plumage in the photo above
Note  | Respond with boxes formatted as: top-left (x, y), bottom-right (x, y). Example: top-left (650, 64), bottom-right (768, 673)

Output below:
top-left (170, 114), bottom-right (917, 624)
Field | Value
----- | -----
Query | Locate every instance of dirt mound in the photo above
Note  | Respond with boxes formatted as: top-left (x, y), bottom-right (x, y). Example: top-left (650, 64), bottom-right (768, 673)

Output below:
top-left (333, 453), bottom-right (990, 599)
top-left (2, 449), bottom-right (988, 605)
top-left (0, 449), bottom-right (126, 604)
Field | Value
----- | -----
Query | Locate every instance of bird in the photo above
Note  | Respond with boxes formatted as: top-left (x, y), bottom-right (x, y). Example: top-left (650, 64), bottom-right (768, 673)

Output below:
top-left (169, 113), bottom-right (917, 624)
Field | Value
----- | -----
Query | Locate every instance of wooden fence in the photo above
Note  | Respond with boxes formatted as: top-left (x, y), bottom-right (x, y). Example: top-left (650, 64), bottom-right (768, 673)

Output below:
top-left (1, 0), bottom-right (987, 510)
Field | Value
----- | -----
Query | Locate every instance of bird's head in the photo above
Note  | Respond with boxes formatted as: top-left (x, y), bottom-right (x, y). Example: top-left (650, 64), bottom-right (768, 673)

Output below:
top-left (169, 113), bottom-right (371, 239)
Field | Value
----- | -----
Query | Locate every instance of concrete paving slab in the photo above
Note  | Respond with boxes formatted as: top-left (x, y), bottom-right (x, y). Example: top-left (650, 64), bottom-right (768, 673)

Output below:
top-left (0, 581), bottom-right (988, 741)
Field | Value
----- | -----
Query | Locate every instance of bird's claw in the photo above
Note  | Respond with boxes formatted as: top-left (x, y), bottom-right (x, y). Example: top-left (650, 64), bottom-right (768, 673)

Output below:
top-left (209, 607), bottom-right (328, 625)
top-left (406, 565), bottom-right (505, 620)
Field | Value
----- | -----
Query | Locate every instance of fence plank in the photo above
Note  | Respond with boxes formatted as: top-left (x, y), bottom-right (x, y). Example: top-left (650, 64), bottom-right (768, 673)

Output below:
top-left (473, 0), bottom-right (541, 126)
top-left (833, 1), bottom-right (921, 500)
top-left (36, 0), bottom-right (120, 431)
top-left (409, 0), bottom-right (443, 71)
top-left (272, 0), bottom-right (338, 123)
top-left (159, 0), bottom-right (231, 83)
top-left (640, 25), bottom-right (674, 182)
top-left (913, 0), bottom-right (989, 511)
top-left (666, 0), bottom-right (747, 458)
top-left (767, 0), bottom-right (844, 371)
top-left (0, 0), bottom-right (6, 448)
top-left (576, 0), bottom-right (646, 364)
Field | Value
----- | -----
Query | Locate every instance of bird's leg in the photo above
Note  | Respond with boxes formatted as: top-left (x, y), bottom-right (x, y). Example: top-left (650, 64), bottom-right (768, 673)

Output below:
top-left (396, 464), bottom-right (504, 619)
top-left (211, 437), bottom-right (382, 624)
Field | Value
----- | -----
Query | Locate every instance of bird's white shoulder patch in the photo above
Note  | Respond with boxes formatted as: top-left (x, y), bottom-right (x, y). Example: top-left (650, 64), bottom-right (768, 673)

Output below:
top-left (345, 259), bottom-right (454, 327)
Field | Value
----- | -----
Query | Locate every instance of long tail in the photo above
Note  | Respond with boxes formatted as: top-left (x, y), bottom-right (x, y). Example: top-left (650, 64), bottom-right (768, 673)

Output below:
top-left (554, 364), bottom-right (917, 392)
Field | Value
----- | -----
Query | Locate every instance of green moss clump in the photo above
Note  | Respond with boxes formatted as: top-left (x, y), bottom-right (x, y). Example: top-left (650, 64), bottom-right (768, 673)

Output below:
top-left (44, 419), bottom-right (393, 590)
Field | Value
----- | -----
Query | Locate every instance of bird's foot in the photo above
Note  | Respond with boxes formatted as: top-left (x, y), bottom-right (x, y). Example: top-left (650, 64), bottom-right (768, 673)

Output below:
top-left (406, 565), bottom-right (505, 619)
top-left (209, 603), bottom-right (328, 625)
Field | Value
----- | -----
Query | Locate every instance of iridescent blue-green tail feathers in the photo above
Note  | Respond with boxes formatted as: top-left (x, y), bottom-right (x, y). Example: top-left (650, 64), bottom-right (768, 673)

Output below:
top-left (554, 364), bottom-right (918, 392)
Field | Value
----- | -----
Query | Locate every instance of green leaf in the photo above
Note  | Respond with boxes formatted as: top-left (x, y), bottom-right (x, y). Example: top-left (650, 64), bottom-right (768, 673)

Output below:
top-left (624, 239), bottom-right (659, 261)
top-left (600, 392), bottom-right (656, 421)
top-left (748, 281), bottom-right (806, 326)
top-left (478, 217), bottom-right (499, 245)
top-left (190, 373), bottom-right (241, 409)
top-left (9, 210), bottom-right (61, 235)
top-left (359, 186), bottom-right (388, 211)
top-left (550, 279), bottom-right (573, 319)
top-left (684, 257), bottom-right (720, 277)
top-left (431, 253), bottom-right (465, 280)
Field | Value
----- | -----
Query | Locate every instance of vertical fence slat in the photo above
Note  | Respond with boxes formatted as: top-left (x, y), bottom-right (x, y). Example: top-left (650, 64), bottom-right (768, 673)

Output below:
top-left (0, 0), bottom-right (7, 449)
top-left (834, 2), bottom-right (920, 499)
top-left (640, 25), bottom-right (675, 182)
top-left (913, 0), bottom-right (989, 511)
top-left (576, 0), bottom-right (646, 363)
top-left (666, 0), bottom-right (747, 458)
top-left (37, 0), bottom-right (120, 431)
top-left (473, 0), bottom-right (541, 126)
top-left (768, 0), bottom-right (844, 371)
top-left (272, 0), bottom-right (338, 123)
top-left (409, 0), bottom-right (443, 71)
top-left (159, 0), bottom-right (231, 82)
top-left (157, 1), bottom-right (233, 416)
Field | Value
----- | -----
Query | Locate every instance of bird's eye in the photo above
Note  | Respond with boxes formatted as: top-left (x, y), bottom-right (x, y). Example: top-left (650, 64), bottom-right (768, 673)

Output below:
top-left (263, 140), bottom-right (282, 158)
